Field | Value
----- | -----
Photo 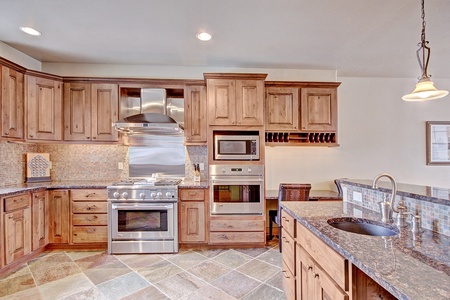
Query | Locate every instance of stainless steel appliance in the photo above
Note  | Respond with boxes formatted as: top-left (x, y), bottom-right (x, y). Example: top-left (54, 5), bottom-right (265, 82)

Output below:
top-left (107, 178), bottom-right (181, 254)
top-left (209, 165), bottom-right (264, 215)
top-left (214, 134), bottom-right (260, 160)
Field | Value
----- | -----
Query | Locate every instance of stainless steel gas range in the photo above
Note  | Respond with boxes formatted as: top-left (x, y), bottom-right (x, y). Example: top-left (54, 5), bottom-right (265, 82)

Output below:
top-left (107, 178), bottom-right (181, 254)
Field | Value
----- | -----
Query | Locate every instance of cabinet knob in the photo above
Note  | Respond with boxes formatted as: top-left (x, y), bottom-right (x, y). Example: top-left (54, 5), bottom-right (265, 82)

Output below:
top-left (4, 132), bottom-right (9, 135)
top-left (314, 273), bottom-right (319, 278)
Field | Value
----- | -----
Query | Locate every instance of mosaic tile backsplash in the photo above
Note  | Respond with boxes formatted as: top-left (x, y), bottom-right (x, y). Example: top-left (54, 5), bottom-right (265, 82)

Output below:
top-left (341, 183), bottom-right (450, 237)
top-left (0, 141), bottom-right (208, 186)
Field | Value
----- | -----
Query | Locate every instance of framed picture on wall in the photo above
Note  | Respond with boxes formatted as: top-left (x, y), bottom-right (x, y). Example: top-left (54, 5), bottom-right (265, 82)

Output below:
top-left (426, 121), bottom-right (450, 165)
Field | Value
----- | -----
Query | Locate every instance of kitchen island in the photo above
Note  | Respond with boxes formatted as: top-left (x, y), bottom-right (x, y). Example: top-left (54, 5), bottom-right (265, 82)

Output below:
top-left (281, 179), bottom-right (450, 300)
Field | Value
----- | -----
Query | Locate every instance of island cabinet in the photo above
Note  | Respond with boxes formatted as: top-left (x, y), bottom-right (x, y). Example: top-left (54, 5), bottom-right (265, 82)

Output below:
top-left (184, 85), bottom-right (207, 144)
top-left (1, 193), bottom-right (32, 267)
top-left (205, 73), bottom-right (267, 126)
top-left (48, 190), bottom-right (70, 244)
top-left (280, 209), bottom-right (297, 300)
top-left (31, 190), bottom-right (49, 251)
top-left (1, 65), bottom-right (24, 139)
top-left (179, 188), bottom-right (207, 243)
top-left (64, 82), bottom-right (119, 142)
top-left (25, 73), bottom-right (63, 141)
top-left (70, 189), bottom-right (108, 244)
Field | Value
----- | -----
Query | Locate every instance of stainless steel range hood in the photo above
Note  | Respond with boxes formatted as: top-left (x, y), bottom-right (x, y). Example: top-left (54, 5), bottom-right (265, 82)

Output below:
top-left (113, 88), bottom-right (184, 135)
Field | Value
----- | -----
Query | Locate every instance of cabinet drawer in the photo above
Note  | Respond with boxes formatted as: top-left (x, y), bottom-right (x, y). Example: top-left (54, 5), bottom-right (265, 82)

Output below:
top-left (210, 232), bottom-right (265, 244)
top-left (4, 194), bottom-right (30, 212)
top-left (71, 189), bottom-right (107, 201)
top-left (282, 260), bottom-right (296, 300)
top-left (72, 213), bottom-right (107, 226)
top-left (72, 201), bottom-right (107, 213)
top-left (72, 226), bottom-right (107, 243)
top-left (281, 229), bottom-right (295, 275)
top-left (179, 189), bottom-right (205, 201)
top-left (297, 222), bottom-right (349, 291)
top-left (281, 209), bottom-right (295, 238)
top-left (210, 219), bottom-right (264, 232)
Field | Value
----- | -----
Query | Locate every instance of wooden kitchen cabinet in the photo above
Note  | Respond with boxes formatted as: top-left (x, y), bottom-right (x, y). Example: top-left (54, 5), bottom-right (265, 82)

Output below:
top-left (1, 66), bottom-right (24, 139)
top-left (281, 209), bottom-right (296, 300)
top-left (265, 87), bottom-right (299, 131)
top-left (300, 87), bottom-right (337, 132)
top-left (184, 85), bottom-right (207, 144)
top-left (179, 188), bottom-right (206, 243)
top-left (70, 189), bottom-right (108, 244)
top-left (64, 82), bottom-right (118, 142)
top-left (48, 190), bottom-right (70, 244)
top-left (31, 190), bottom-right (49, 251)
top-left (205, 73), bottom-right (266, 126)
top-left (209, 215), bottom-right (265, 246)
top-left (25, 74), bottom-right (63, 141)
top-left (2, 193), bottom-right (32, 266)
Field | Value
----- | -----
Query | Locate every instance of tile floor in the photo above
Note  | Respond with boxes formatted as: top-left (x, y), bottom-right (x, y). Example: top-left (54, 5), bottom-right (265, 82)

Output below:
top-left (0, 240), bottom-right (286, 300)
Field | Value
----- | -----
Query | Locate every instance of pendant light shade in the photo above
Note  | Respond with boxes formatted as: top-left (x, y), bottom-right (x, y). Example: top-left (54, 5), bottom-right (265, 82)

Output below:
top-left (402, 0), bottom-right (448, 101)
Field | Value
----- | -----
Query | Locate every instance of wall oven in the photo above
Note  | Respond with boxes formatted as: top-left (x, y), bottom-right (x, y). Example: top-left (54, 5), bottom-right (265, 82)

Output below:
top-left (210, 165), bottom-right (264, 215)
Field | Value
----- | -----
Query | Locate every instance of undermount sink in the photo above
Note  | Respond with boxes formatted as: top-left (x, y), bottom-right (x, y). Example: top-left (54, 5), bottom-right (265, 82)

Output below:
top-left (327, 217), bottom-right (399, 236)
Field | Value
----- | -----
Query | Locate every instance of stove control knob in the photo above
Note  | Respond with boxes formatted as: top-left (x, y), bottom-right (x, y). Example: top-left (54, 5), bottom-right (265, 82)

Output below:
top-left (150, 192), bottom-right (157, 198)
top-left (247, 167), bottom-right (252, 173)
top-left (165, 192), bottom-right (172, 197)
top-left (139, 193), bottom-right (146, 199)
top-left (121, 192), bottom-right (129, 199)
top-left (157, 192), bottom-right (163, 197)
top-left (113, 192), bottom-right (120, 199)
top-left (221, 168), bottom-right (226, 174)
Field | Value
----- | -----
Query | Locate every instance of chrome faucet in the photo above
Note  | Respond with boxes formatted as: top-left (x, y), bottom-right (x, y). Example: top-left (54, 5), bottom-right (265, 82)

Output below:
top-left (372, 173), bottom-right (399, 224)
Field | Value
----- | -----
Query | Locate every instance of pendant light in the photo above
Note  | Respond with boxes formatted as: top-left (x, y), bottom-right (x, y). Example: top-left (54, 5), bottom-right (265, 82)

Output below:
top-left (402, 0), bottom-right (448, 101)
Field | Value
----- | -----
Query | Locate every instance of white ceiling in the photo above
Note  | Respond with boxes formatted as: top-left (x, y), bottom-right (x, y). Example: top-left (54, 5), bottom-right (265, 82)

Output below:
top-left (1, 0), bottom-right (449, 78)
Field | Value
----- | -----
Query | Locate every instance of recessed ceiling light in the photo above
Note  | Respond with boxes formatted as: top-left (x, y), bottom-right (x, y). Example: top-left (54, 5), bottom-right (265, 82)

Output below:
top-left (196, 32), bottom-right (212, 41)
top-left (20, 26), bottom-right (41, 36)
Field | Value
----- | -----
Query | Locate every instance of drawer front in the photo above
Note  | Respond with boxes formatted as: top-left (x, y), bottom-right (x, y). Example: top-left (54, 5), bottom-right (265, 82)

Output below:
top-left (72, 226), bottom-right (107, 243)
top-left (297, 222), bottom-right (348, 291)
top-left (281, 229), bottom-right (295, 275)
top-left (282, 260), bottom-right (296, 300)
top-left (71, 189), bottom-right (107, 201)
top-left (179, 189), bottom-right (205, 201)
top-left (72, 213), bottom-right (107, 226)
top-left (210, 219), bottom-right (264, 232)
top-left (4, 194), bottom-right (30, 212)
top-left (210, 231), bottom-right (265, 244)
top-left (72, 201), bottom-right (107, 213)
top-left (281, 209), bottom-right (295, 238)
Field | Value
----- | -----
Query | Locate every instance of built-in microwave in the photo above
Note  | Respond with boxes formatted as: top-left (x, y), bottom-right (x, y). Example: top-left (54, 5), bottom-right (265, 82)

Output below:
top-left (214, 134), bottom-right (260, 160)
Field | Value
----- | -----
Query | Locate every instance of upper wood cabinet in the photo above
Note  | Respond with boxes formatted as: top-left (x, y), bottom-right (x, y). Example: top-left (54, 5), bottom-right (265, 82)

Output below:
top-left (205, 73), bottom-right (267, 126)
top-left (265, 87), bottom-right (299, 131)
top-left (26, 74), bottom-right (63, 141)
top-left (1, 66), bottom-right (24, 139)
top-left (64, 82), bottom-right (118, 142)
top-left (184, 85), bottom-right (207, 144)
top-left (300, 87), bottom-right (337, 132)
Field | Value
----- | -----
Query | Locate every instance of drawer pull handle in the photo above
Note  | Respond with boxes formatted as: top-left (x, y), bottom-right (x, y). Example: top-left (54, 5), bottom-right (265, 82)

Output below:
top-left (86, 228), bottom-right (96, 233)
top-left (314, 273), bottom-right (319, 279)
top-left (308, 266), bottom-right (313, 271)
top-left (86, 205), bottom-right (98, 211)
top-left (282, 270), bottom-right (290, 279)
top-left (87, 215), bottom-right (98, 221)
top-left (86, 193), bottom-right (97, 198)
top-left (282, 237), bottom-right (289, 243)
top-left (282, 217), bottom-right (289, 222)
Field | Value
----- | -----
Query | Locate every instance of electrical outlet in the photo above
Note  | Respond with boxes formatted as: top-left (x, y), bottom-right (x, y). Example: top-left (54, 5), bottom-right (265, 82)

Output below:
top-left (199, 163), bottom-right (204, 171)
top-left (353, 191), bottom-right (362, 202)
top-left (118, 162), bottom-right (124, 170)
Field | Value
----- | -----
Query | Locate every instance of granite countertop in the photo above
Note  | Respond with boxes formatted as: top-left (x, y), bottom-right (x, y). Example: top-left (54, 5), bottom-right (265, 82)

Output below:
top-left (281, 201), bottom-right (450, 300)
top-left (265, 189), bottom-right (341, 200)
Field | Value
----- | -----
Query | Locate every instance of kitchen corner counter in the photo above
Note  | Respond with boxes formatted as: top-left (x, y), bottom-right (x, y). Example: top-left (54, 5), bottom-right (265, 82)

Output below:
top-left (280, 201), bottom-right (450, 300)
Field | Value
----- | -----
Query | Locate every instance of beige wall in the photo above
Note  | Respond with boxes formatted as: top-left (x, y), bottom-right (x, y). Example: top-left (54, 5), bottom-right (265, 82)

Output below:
top-left (0, 41), bottom-right (41, 70)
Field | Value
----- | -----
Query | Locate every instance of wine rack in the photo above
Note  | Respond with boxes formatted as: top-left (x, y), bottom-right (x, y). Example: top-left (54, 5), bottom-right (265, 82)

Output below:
top-left (265, 132), bottom-right (338, 146)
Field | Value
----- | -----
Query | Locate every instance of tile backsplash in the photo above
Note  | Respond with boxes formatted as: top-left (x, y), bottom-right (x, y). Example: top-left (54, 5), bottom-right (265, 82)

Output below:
top-left (0, 141), bottom-right (208, 186)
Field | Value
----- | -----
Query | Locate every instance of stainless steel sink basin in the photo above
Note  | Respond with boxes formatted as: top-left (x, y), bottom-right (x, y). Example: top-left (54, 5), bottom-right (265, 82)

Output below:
top-left (327, 217), bottom-right (399, 236)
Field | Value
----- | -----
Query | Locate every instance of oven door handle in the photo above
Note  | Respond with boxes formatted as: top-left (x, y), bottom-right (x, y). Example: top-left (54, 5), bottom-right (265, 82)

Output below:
top-left (210, 178), bottom-right (263, 184)
top-left (111, 204), bottom-right (173, 210)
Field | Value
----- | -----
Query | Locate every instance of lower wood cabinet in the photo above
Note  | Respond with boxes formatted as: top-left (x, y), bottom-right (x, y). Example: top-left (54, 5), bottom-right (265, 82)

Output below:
top-left (32, 191), bottom-right (48, 251)
top-left (209, 216), bottom-right (265, 245)
top-left (49, 190), bottom-right (70, 244)
top-left (179, 188), bottom-right (207, 243)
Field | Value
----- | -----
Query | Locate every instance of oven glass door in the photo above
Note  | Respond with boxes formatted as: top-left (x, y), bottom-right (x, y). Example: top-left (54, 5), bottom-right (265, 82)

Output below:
top-left (210, 177), bottom-right (264, 215)
top-left (110, 203), bottom-right (174, 240)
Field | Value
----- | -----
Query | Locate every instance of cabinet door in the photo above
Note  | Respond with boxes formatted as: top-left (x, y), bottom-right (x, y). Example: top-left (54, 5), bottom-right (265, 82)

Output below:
top-left (64, 82), bottom-right (91, 141)
top-left (91, 83), bottom-right (118, 141)
top-left (32, 191), bottom-right (48, 251)
top-left (316, 264), bottom-right (349, 300)
top-left (26, 75), bottom-right (63, 140)
top-left (48, 190), bottom-right (69, 244)
top-left (184, 85), bottom-right (207, 143)
top-left (265, 87), bottom-right (299, 131)
top-left (180, 201), bottom-right (205, 243)
top-left (207, 79), bottom-right (236, 125)
top-left (236, 79), bottom-right (264, 126)
top-left (300, 88), bottom-right (337, 131)
top-left (1, 66), bottom-right (24, 139)
top-left (4, 207), bottom-right (32, 265)
top-left (297, 245), bottom-right (316, 300)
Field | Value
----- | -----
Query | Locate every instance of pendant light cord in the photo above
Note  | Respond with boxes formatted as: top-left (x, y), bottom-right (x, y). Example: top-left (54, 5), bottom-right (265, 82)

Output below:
top-left (417, 0), bottom-right (430, 80)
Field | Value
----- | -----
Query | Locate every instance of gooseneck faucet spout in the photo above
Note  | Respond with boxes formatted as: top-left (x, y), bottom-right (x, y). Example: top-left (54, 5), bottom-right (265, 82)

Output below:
top-left (372, 173), bottom-right (399, 213)
top-left (372, 173), bottom-right (401, 224)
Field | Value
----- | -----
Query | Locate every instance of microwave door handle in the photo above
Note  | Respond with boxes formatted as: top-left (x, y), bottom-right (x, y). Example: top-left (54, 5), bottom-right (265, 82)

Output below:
top-left (111, 204), bottom-right (172, 210)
